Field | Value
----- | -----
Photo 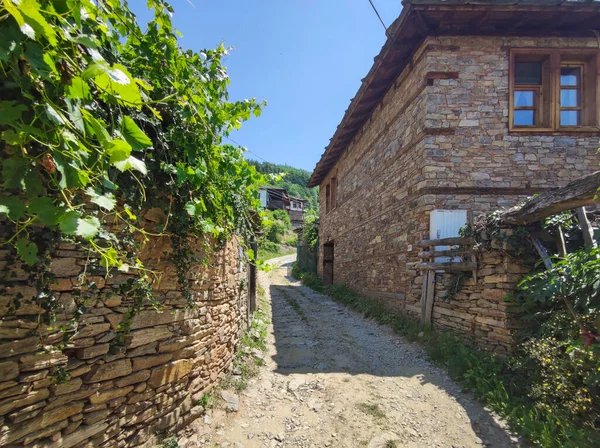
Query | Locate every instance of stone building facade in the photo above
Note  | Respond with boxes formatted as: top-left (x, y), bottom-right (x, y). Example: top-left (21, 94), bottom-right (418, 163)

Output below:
top-left (0, 210), bottom-right (252, 447)
top-left (309, 1), bottom-right (600, 350)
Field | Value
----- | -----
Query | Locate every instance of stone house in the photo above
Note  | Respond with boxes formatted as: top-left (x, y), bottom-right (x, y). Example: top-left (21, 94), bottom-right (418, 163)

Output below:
top-left (308, 0), bottom-right (600, 348)
top-left (258, 187), bottom-right (307, 228)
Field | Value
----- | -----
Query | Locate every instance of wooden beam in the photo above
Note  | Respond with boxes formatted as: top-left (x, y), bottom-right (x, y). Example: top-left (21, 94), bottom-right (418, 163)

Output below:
top-left (577, 207), bottom-right (598, 250)
top-left (419, 262), bottom-right (477, 271)
top-left (499, 171), bottom-right (600, 225)
top-left (418, 237), bottom-right (475, 247)
top-left (418, 249), bottom-right (471, 258)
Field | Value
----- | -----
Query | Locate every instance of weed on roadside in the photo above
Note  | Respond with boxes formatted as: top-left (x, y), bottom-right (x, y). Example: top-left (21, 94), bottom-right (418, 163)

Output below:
top-left (220, 283), bottom-right (270, 393)
top-left (277, 287), bottom-right (308, 322)
top-left (194, 392), bottom-right (217, 409)
top-left (357, 402), bottom-right (386, 419)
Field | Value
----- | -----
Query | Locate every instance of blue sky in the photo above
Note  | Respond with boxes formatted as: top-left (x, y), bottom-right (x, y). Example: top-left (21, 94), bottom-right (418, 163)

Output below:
top-left (134, 1), bottom-right (403, 172)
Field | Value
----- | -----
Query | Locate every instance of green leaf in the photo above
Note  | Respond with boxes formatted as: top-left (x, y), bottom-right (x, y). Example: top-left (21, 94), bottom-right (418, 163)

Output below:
top-left (24, 171), bottom-right (42, 198)
top-left (19, 0), bottom-right (58, 46)
top-left (113, 156), bottom-right (147, 175)
top-left (81, 110), bottom-right (111, 148)
top-left (1, 130), bottom-right (25, 146)
top-left (81, 62), bottom-right (108, 80)
top-left (58, 212), bottom-right (100, 239)
top-left (100, 247), bottom-right (119, 269)
top-left (53, 153), bottom-right (89, 189)
top-left (46, 104), bottom-right (67, 125)
top-left (107, 140), bottom-right (132, 163)
top-left (0, 197), bottom-right (26, 220)
top-left (15, 238), bottom-right (38, 266)
top-left (66, 77), bottom-right (91, 101)
top-left (1, 156), bottom-right (29, 189)
top-left (122, 116), bottom-right (152, 150)
top-left (0, 101), bottom-right (27, 125)
top-left (28, 197), bottom-right (62, 226)
top-left (76, 216), bottom-right (101, 239)
top-left (85, 187), bottom-right (116, 211)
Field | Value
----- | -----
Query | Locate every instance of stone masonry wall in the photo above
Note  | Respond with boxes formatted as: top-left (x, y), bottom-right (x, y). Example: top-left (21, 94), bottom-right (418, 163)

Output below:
top-left (318, 34), bottom-right (600, 350)
top-left (0, 209), bottom-right (250, 447)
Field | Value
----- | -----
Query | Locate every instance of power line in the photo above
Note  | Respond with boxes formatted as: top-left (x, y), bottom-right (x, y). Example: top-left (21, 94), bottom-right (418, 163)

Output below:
top-left (368, 0), bottom-right (387, 31)
top-left (223, 135), bottom-right (270, 164)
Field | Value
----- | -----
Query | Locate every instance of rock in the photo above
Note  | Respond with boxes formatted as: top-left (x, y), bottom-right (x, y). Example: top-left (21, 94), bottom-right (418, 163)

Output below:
top-left (204, 415), bottom-right (213, 425)
top-left (0, 362), bottom-right (19, 381)
top-left (102, 296), bottom-right (122, 308)
top-left (88, 386), bottom-right (134, 404)
top-left (0, 402), bottom-right (83, 444)
top-left (50, 377), bottom-right (82, 396)
top-left (0, 337), bottom-right (41, 358)
top-left (132, 353), bottom-right (173, 372)
top-left (19, 351), bottom-right (68, 372)
top-left (129, 309), bottom-right (188, 330)
top-left (220, 391), bottom-right (239, 412)
top-left (115, 370), bottom-right (151, 388)
top-left (50, 258), bottom-right (80, 277)
top-left (75, 343), bottom-right (110, 360)
top-left (287, 378), bottom-right (305, 392)
top-left (124, 326), bottom-right (173, 349)
top-left (83, 359), bottom-right (132, 383)
top-left (73, 323), bottom-right (111, 339)
top-left (46, 422), bottom-right (108, 448)
top-left (368, 432), bottom-right (401, 448)
top-left (148, 359), bottom-right (192, 389)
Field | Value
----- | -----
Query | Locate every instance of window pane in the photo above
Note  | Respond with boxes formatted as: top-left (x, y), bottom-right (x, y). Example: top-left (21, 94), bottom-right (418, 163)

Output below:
top-left (560, 89), bottom-right (580, 107)
top-left (560, 67), bottom-right (581, 86)
top-left (514, 90), bottom-right (535, 107)
top-left (514, 110), bottom-right (535, 126)
top-left (560, 110), bottom-right (581, 126)
top-left (515, 62), bottom-right (542, 85)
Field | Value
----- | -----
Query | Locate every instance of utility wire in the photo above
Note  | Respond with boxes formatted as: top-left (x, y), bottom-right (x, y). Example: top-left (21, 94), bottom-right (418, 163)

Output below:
top-left (368, 0), bottom-right (387, 31)
top-left (223, 135), bottom-right (270, 164)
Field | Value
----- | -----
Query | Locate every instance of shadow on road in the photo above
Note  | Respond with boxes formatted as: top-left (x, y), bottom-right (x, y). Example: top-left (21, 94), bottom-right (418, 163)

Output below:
top-left (266, 259), bottom-right (516, 447)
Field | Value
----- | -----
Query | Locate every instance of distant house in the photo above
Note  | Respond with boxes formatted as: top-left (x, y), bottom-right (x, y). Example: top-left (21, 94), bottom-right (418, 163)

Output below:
top-left (258, 187), bottom-right (307, 228)
top-left (309, 1), bottom-right (600, 311)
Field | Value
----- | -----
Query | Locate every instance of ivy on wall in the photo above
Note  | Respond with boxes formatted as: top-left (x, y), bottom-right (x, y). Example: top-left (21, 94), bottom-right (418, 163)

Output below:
top-left (0, 0), bottom-right (265, 329)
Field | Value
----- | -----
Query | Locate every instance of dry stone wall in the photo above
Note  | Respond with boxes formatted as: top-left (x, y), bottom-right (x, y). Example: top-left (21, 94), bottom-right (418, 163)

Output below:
top-left (318, 35), bottom-right (600, 350)
top-left (0, 210), bottom-right (250, 447)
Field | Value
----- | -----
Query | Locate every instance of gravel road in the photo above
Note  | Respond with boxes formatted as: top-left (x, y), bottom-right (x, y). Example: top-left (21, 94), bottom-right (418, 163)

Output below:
top-left (178, 255), bottom-right (517, 448)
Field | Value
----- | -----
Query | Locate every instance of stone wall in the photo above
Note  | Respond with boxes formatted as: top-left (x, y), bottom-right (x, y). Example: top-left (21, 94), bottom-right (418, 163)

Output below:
top-left (0, 210), bottom-right (251, 447)
top-left (317, 34), bottom-right (600, 349)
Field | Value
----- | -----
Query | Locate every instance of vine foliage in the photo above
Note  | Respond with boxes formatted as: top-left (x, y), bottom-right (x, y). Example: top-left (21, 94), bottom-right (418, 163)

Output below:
top-left (0, 0), bottom-right (264, 293)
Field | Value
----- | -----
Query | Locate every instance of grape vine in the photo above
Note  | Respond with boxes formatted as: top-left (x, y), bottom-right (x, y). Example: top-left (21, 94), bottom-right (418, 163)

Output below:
top-left (0, 0), bottom-right (265, 330)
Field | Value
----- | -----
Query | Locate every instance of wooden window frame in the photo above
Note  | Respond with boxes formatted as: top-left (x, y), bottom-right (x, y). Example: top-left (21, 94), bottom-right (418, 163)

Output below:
top-left (509, 48), bottom-right (600, 134)
top-left (325, 183), bottom-right (331, 214)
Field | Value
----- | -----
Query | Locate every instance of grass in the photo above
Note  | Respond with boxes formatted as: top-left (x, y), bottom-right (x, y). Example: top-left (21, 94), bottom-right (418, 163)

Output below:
top-left (291, 263), bottom-right (599, 448)
top-left (276, 286), bottom-right (308, 322)
top-left (220, 282), bottom-right (270, 392)
top-left (357, 402), bottom-right (386, 420)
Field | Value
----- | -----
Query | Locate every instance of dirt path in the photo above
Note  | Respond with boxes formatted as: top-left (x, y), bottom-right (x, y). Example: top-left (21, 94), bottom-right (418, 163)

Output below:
top-left (178, 255), bottom-right (517, 448)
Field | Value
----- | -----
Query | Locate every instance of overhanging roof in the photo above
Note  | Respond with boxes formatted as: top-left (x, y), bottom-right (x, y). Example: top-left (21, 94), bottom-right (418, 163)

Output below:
top-left (307, 0), bottom-right (600, 188)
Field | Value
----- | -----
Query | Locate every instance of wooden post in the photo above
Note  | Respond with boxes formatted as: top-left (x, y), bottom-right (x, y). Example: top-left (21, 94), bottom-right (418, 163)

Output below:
top-left (424, 271), bottom-right (435, 324)
top-left (577, 207), bottom-right (597, 250)
top-left (556, 226), bottom-right (567, 258)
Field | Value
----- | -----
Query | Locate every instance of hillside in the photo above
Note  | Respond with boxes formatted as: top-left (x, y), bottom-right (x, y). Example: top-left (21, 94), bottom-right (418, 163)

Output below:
top-left (248, 160), bottom-right (319, 210)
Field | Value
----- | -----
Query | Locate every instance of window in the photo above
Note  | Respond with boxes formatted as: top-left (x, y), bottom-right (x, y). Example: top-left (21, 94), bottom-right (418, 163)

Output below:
top-left (510, 49), bottom-right (599, 131)
top-left (325, 176), bottom-right (338, 214)
top-left (330, 177), bottom-right (337, 210)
